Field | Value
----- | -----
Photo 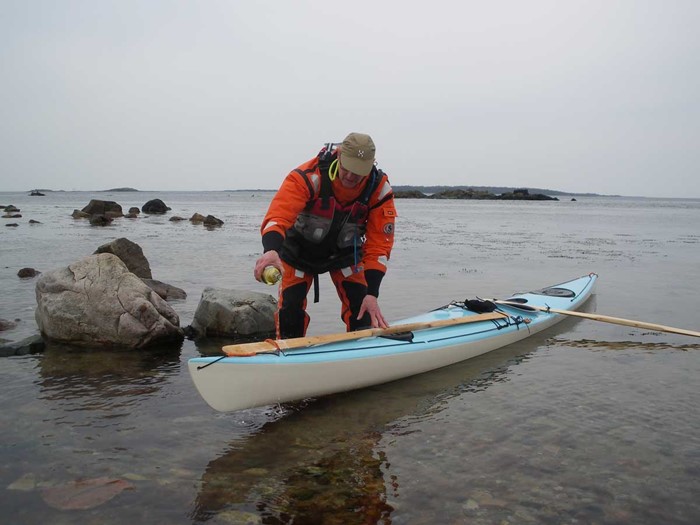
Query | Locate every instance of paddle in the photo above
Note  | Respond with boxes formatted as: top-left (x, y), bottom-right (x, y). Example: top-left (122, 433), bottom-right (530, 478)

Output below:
top-left (222, 310), bottom-right (510, 357)
top-left (495, 301), bottom-right (700, 338)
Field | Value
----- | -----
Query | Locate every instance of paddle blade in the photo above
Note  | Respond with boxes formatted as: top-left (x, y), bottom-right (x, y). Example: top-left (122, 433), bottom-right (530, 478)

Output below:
top-left (223, 340), bottom-right (281, 356)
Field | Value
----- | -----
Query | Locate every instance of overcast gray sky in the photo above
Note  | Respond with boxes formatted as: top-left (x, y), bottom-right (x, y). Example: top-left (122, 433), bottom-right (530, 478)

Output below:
top-left (1, 0), bottom-right (698, 197)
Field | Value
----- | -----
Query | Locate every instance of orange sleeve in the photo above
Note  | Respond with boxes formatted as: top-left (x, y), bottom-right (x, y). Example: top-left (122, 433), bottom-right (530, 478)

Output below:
top-left (260, 159), bottom-right (317, 241)
top-left (361, 174), bottom-right (396, 273)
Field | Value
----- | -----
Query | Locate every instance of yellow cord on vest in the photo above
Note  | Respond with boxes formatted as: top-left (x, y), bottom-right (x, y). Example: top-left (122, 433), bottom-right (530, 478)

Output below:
top-left (328, 158), bottom-right (339, 181)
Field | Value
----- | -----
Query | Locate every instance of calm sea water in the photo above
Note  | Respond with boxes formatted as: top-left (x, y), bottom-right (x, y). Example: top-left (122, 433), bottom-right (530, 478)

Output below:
top-left (1, 190), bottom-right (699, 524)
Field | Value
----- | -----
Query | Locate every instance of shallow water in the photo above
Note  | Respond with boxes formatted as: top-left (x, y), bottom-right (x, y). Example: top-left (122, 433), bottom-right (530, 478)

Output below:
top-left (1, 191), bottom-right (699, 524)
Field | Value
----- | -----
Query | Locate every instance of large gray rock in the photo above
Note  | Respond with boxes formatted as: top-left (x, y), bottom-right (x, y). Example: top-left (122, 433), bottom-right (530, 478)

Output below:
top-left (94, 238), bottom-right (152, 279)
top-left (191, 288), bottom-right (276, 339)
top-left (35, 253), bottom-right (183, 348)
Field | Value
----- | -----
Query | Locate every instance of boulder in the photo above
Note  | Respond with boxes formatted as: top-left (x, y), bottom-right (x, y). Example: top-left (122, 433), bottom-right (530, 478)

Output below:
top-left (142, 279), bottom-right (187, 301)
top-left (190, 288), bottom-right (276, 339)
top-left (71, 210), bottom-right (91, 219)
top-left (35, 253), bottom-right (183, 349)
top-left (141, 199), bottom-right (170, 214)
top-left (18, 268), bottom-right (40, 278)
top-left (203, 215), bottom-right (224, 227)
top-left (190, 213), bottom-right (206, 223)
top-left (94, 238), bottom-right (152, 279)
top-left (81, 200), bottom-right (123, 216)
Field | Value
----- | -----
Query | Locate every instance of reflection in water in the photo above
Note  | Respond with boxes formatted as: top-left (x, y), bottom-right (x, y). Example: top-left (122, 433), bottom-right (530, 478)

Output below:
top-left (37, 344), bottom-right (181, 415)
top-left (549, 337), bottom-right (700, 352)
top-left (191, 342), bottom-right (537, 524)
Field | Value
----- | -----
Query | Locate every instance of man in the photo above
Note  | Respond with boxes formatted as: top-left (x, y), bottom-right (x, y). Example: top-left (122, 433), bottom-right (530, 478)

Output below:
top-left (254, 132), bottom-right (396, 339)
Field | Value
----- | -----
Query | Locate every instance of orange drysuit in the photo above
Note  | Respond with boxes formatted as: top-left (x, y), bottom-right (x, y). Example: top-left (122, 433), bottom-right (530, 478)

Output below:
top-left (261, 148), bottom-right (396, 338)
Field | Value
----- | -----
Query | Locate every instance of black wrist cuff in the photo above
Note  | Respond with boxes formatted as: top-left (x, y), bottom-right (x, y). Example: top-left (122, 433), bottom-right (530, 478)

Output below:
top-left (262, 231), bottom-right (284, 253)
top-left (365, 269), bottom-right (384, 297)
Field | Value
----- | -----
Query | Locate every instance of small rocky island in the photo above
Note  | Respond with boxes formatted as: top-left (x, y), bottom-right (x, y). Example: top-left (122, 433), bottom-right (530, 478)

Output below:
top-left (393, 188), bottom-right (559, 201)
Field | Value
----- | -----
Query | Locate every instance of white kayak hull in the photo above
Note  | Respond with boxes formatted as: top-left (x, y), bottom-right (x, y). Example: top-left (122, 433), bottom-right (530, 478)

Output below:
top-left (189, 273), bottom-right (597, 412)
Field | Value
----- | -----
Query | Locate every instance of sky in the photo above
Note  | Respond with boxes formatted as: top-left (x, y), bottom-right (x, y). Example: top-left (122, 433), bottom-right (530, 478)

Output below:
top-left (1, 1), bottom-right (699, 197)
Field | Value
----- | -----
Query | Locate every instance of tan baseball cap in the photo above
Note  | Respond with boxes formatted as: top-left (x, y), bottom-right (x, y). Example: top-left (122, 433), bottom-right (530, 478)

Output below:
top-left (339, 132), bottom-right (376, 176)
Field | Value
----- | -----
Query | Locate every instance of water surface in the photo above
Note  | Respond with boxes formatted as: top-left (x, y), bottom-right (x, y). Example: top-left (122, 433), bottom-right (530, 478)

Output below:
top-left (1, 191), bottom-right (699, 523)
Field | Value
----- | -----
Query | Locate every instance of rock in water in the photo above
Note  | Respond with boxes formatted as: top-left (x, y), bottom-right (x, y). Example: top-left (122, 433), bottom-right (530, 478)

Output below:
top-left (191, 288), bottom-right (276, 339)
top-left (94, 237), bottom-right (153, 279)
top-left (35, 253), bottom-right (183, 348)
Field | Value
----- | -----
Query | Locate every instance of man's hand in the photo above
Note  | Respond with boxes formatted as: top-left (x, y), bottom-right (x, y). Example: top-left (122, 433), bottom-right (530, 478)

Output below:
top-left (358, 295), bottom-right (389, 329)
top-left (254, 251), bottom-right (283, 282)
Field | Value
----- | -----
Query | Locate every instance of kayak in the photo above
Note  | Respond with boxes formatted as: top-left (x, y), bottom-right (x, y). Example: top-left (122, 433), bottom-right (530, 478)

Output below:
top-left (189, 273), bottom-right (598, 412)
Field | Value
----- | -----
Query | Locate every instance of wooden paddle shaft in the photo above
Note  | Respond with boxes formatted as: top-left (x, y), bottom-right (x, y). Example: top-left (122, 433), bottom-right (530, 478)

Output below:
top-left (496, 301), bottom-right (700, 338)
top-left (222, 310), bottom-right (510, 357)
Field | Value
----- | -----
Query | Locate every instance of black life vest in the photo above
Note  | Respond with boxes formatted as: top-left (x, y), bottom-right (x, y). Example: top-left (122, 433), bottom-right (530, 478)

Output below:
top-left (280, 144), bottom-right (382, 275)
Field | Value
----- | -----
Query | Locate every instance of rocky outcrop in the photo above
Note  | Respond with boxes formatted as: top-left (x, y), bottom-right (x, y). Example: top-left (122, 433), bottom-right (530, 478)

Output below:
top-left (393, 187), bottom-right (559, 201)
top-left (94, 238), bottom-right (152, 279)
top-left (35, 253), bottom-right (183, 349)
top-left (141, 199), bottom-right (170, 214)
top-left (81, 200), bottom-right (124, 216)
top-left (189, 288), bottom-right (276, 339)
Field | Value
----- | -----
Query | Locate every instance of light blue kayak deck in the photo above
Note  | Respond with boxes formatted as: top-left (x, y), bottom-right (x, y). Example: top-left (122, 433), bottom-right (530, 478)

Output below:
top-left (190, 273), bottom-right (597, 366)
